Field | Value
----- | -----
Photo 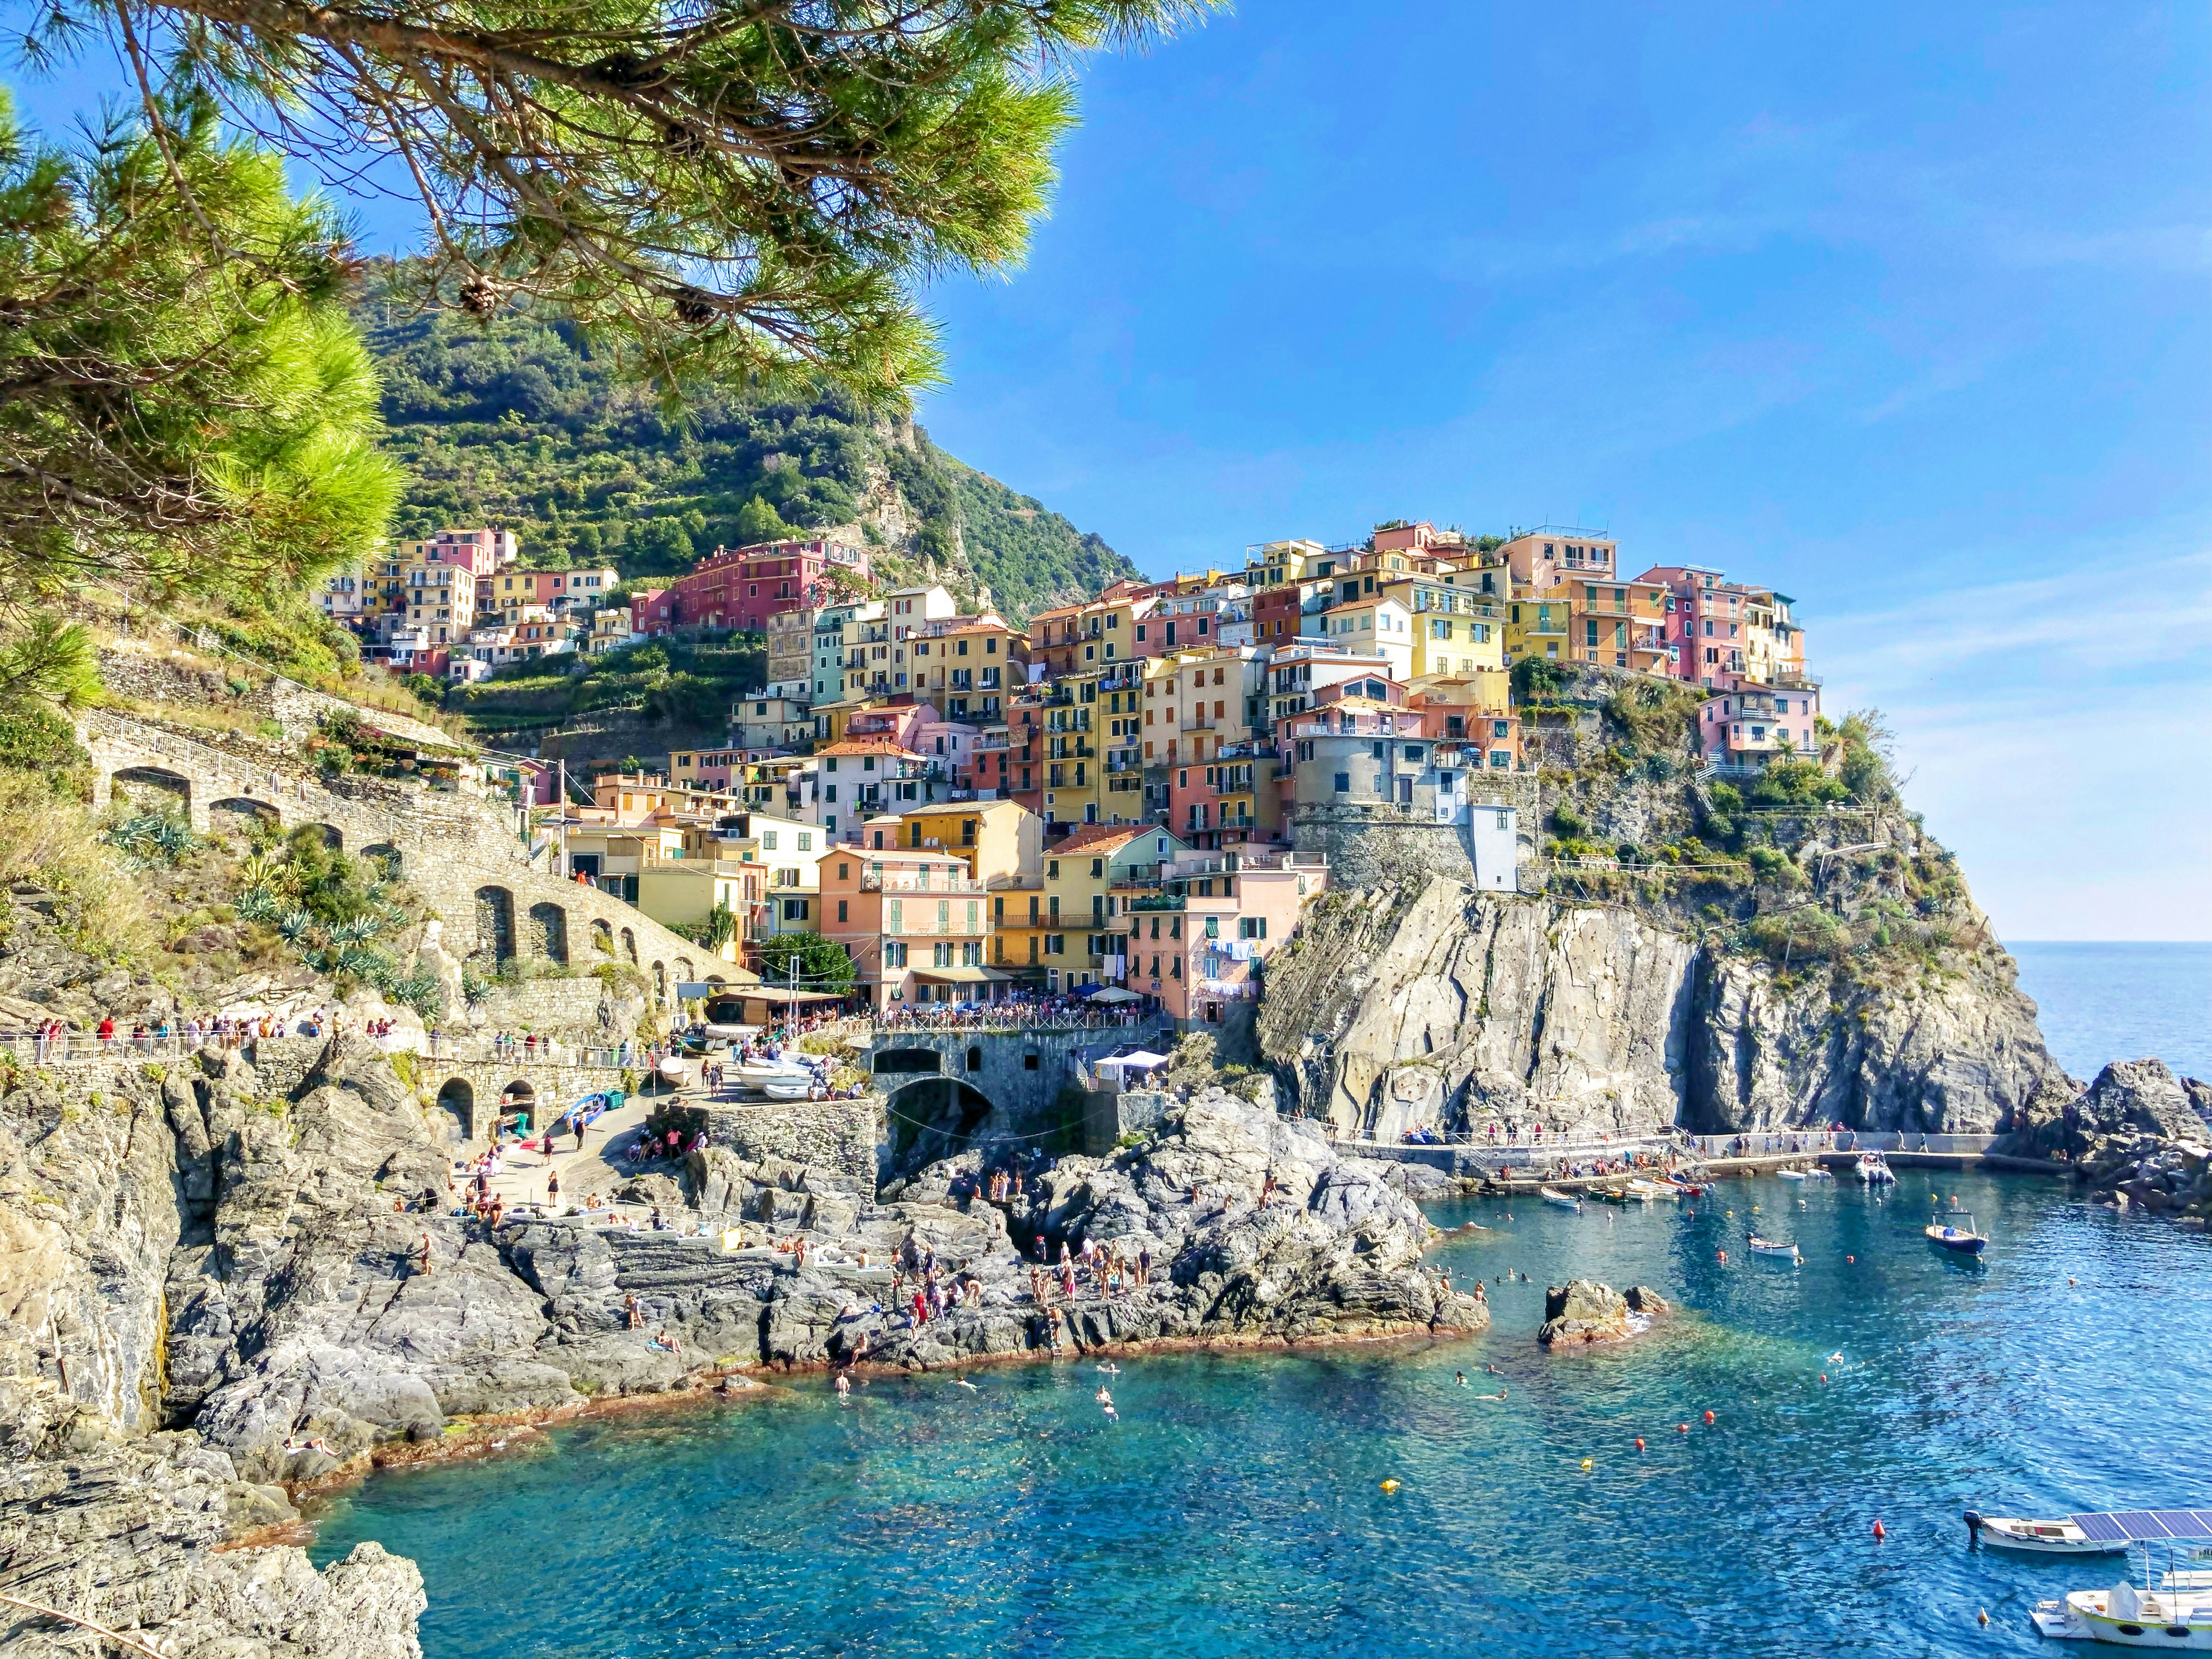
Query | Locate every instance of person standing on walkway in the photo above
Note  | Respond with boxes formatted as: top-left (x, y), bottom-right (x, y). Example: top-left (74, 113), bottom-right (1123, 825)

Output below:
top-left (547, 1169), bottom-right (561, 1210)
top-left (574, 1117), bottom-right (586, 1154)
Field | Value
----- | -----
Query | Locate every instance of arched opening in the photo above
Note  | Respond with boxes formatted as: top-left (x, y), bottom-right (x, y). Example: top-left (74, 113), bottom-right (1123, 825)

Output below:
top-left (475, 885), bottom-right (517, 963)
top-left (650, 960), bottom-right (667, 1005)
top-left (884, 1076), bottom-right (1001, 1173)
top-left (110, 766), bottom-right (191, 815)
top-left (361, 842), bottom-right (402, 880)
top-left (500, 1079), bottom-right (537, 1133)
top-left (621, 927), bottom-right (638, 964)
top-left (528, 901), bottom-right (569, 964)
top-left (306, 823), bottom-right (343, 851)
top-left (675, 956), bottom-right (695, 986)
top-left (592, 918), bottom-right (614, 956)
top-left (435, 1077), bottom-right (474, 1141)
top-left (965, 1045), bottom-right (984, 1073)
top-left (210, 796), bottom-right (280, 831)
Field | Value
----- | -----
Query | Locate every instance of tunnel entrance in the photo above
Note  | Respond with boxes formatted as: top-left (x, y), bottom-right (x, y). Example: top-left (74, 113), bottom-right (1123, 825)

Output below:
top-left (884, 1077), bottom-right (999, 1177)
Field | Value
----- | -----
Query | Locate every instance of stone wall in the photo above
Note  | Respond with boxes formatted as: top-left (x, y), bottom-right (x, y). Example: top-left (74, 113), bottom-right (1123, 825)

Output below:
top-left (471, 978), bottom-right (625, 1040)
top-left (1291, 778), bottom-right (1539, 891)
top-left (98, 638), bottom-right (456, 751)
top-left (704, 1096), bottom-right (882, 1185)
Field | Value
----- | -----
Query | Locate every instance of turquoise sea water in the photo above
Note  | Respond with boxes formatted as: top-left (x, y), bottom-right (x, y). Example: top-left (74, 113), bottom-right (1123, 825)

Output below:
top-left (311, 1168), bottom-right (2212, 1657)
top-left (2009, 941), bottom-right (2212, 1084)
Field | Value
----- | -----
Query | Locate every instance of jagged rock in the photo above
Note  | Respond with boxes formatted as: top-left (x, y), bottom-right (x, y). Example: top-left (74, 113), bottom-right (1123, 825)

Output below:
top-left (1260, 876), bottom-right (2074, 1140)
top-left (1538, 1279), bottom-right (1668, 1347)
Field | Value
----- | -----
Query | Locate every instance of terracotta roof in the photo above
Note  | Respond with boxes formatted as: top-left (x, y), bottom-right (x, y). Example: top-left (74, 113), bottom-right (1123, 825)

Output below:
top-left (1049, 823), bottom-right (1150, 855)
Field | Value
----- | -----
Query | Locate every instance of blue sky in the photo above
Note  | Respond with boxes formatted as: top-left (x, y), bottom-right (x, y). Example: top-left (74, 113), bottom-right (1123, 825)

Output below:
top-left (10, 2), bottom-right (2208, 939)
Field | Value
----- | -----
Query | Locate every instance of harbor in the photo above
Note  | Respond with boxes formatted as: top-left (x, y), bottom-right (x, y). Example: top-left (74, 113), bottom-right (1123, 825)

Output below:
top-left (308, 1164), bottom-right (2212, 1658)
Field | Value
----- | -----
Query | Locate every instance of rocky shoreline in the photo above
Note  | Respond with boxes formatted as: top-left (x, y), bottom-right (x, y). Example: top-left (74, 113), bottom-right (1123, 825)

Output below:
top-left (0, 1032), bottom-right (1479, 1658)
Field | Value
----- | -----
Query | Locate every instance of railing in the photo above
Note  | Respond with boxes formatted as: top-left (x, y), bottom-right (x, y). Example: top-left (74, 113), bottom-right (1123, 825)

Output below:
top-left (1, 1029), bottom-right (638, 1070)
top-left (1123, 893), bottom-right (1183, 912)
top-left (859, 872), bottom-right (986, 893)
top-left (862, 1006), bottom-right (1162, 1036)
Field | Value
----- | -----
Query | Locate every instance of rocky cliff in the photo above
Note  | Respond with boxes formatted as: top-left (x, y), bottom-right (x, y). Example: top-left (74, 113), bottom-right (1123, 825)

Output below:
top-left (1259, 876), bottom-right (2074, 1141)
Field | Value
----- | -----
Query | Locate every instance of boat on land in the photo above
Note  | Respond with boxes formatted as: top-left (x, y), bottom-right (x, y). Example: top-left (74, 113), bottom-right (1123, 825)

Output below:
top-left (761, 1077), bottom-right (816, 1102)
top-left (1967, 1512), bottom-right (2129, 1557)
top-left (1855, 1152), bottom-right (1896, 1185)
top-left (656, 1056), bottom-right (691, 1086)
top-left (735, 1056), bottom-right (813, 1085)
top-left (1927, 1213), bottom-right (1990, 1255)
top-left (1746, 1234), bottom-right (1802, 1261)
top-left (1540, 1187), bottom-right (1584, 1213)
top-left (2028, 1510), bottom-right (2212, 1647)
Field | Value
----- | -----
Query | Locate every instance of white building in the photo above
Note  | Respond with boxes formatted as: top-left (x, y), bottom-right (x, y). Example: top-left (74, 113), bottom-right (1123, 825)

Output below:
top-left (1467, 801), bottom-right (1518, 893)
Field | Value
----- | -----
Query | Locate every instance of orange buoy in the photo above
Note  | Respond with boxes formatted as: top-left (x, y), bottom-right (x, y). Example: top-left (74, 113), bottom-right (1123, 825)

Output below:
top-left (1634, 1437), bottom-right (1646, 1452)
top-left (1978, 1609), bottom-right (1990, 1627)
top-left (1820, 1373), bottom-right (1828, 1383)
top-left (1717, 1249), bottom-right (1728, 1263)
top-left (1677, 1423), bottom-right (1690, 1434)
top-left (1872, 1520), bottom-right (1886, 1541)
top-left (1703, 1410), bottom-right (1715, 1425)
top-left (1847, 1254), bottom-right (1855, 1263)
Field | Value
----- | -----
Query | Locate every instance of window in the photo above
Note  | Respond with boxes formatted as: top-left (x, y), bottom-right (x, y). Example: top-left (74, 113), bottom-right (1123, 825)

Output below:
top-left (1205, 915), bottom-right (1220, 939)
top-left (798, 831), bottom-right (813, 851)
top-left (885, 941), bottom-right (907, 967)
top-left (1334, 772), bottom-right (1350, 793)
top-left (836, 899), bottom-right (849, 923)
top-left (1046, 934), bottom-right (1065, 956)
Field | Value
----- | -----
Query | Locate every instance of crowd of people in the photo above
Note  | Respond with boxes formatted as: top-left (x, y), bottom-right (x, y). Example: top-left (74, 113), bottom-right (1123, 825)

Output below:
top-left (18, 1008), bottom-right (360, 1060)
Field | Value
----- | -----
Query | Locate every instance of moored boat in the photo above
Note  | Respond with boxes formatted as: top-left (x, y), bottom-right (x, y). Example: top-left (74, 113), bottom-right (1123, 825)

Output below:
top-left (1927, 1213), bottom-right (1989, 1255)
top-left (1540, 1187), bottom-right (1583, 1213)
top-left (1586, 1184), bottom-right (1633, 1206)
top-left (1777, 1165), bottom-right (1809, 1181)
top-left (2027, 1511), bottom-right (2212, 1647)
top-left (1626, 1178), bottom-right (1680, 1202)
top-left (1855, 1152), bottom-right (1896, 1184)
top-left (1967, 1512), bottom-right (2128, 1556)
top-left (1746, 1233), bottom-right (1801, 1261)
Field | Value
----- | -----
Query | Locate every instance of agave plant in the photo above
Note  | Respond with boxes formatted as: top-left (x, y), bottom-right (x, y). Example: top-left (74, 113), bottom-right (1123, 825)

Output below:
top-left (276, 909), bottom-right (315, 942)
top-left (233, 889), bottom-right (277, 923)
top-left (335, 945), bottom-right (392, 982)
top-left (325, 915), bottom-right (381, 947)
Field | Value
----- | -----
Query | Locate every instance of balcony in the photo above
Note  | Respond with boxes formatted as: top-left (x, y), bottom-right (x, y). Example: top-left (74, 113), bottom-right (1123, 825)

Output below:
top-left (1123, 893), bottom-right (1185, 912)
top-left (861, 870), bottom-right (987, 893)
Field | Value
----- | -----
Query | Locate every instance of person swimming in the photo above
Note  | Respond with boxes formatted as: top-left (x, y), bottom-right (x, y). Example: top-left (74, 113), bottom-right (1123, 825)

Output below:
top-left (955, 1377), bottom-right (979, 1391)
top-left (1455, 1370), bottom-right (1468, 1387)
top-left (835, 1374), bottom-right (851, 1397)
top-left (1096, 1363), bottom-right (1120, 1375)
top-left (1477, 1386), bottom-right (1508, 1402)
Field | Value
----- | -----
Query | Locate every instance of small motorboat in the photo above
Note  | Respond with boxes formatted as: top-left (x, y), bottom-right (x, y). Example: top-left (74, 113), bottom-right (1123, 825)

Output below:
top-left (1540, 1186), bottom-right (1583, 1213)
top-left (1586, 1185), bottom-right (1633, 1206)
top-left (1926, 1213), bottom-right (1988, 1255)
top-left (1804, 1166), bottom-right (1836, 1181)
top-left (2025, 1509), bottom-right (2212, 1647)
top-left (1855, 1152), bottom-right (1896, 1185)
top-left (1664, 1174), bottom-right (1709, 1199)
top-left (1626, 1178), bottom-right (1681, 1202)
top-left (656, 1056), bottom-right (691, 1086)
top-left (735, 1058), bottom-right (812, 1084)
top-left (761, 1077), bottom-right (816, 1102)
top-left (1967, 1512), bottom-right (2128, 1556)
top-left (1746, 1234), bottom-right (1802, 1261)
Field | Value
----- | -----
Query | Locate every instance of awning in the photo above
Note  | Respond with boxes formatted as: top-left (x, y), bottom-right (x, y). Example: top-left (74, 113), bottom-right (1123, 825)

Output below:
top-left (1097, 1050), bottom-right (1171, 1077)
top-left (912, 966), bottom-right (1012, 983)
top-left (678, 975), bottom-right (758, 997)
top-left (1087, 986), bottom-right (1143, 1005)
top-left (740, 987), bottom-right (847, 1004)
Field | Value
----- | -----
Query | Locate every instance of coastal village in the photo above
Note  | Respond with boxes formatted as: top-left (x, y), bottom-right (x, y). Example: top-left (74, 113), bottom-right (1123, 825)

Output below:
top-left (315, 520), bottom-right (1821, 1027)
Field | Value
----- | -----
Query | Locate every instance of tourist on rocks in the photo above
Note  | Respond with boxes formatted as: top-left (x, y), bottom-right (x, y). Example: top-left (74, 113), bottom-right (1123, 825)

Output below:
top-left (414, 1233), bottom-right (433, 1277)
top-left (96, 1015), bottom-right (116, 1049)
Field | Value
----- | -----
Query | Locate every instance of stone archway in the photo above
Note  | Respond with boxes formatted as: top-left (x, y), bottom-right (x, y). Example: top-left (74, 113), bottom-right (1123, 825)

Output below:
top-left (650, 960), bottom-right (667, 1005)
top-left (675, 956), bottom-right (695, 988)
top-left (883, 1076), bottom-right (1001, 1173)
top-left (305, 823), bottom-right (343, 850)
top-left (500, 1079), bottom-right (537, 1132)
top-left (621, 926), bottom-right (638, 964)
top-left (362, 842), bottom-right (402, 880)
top-left (110, 766), bottom-right (192, 816)
top-left (592, 918), bottom-right (613, 956)
top-left (435, 1077), bottom-right (474, 1141)
top-left (528, 901), bottom-right (570, 964)
top-left (475, 886), bottom-right (517, 963)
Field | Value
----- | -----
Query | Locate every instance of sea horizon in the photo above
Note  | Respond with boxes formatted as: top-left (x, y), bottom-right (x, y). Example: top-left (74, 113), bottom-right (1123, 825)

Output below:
top-left (2006, 939), bottom-right (2212, 1085)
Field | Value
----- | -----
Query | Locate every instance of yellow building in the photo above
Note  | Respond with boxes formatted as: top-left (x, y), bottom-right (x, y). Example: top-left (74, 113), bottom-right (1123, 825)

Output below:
top-left (1381, 576), bottom-right (1508, 682)
top-left (1243, 539), bottom-right (1328, 590)
top-left (1035, 823), bottom-right (1190, 991)
top-left (1504, 592), bottom-right (1571, 667)
top-left (888, 799), bottom-right (1050, 978)
top-left (1566, 576), bottom-right (1671, 673)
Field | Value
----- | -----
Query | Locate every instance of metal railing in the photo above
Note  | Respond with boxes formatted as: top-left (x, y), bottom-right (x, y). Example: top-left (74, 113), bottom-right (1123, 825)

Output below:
top-left (1, 1030), bottom-right (638, 1070)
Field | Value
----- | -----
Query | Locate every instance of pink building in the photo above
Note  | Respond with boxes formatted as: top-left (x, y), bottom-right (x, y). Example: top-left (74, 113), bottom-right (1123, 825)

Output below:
top-left (1119, 850), bottom-right (1327, 1030)
top-left (1698, 681), bottom-right (1823, 766)
top-left (662, 537), bottom-right (872, 632)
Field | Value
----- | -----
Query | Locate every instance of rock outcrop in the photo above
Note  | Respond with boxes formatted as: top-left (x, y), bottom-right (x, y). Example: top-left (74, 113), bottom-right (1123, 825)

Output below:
top-left (1537, 1279), bottom-right (1668, 1348)
top-left (1260, 877), bottom-right (2074, 1141)
top-left (1998, 1059), bottom-right (2212, 1229)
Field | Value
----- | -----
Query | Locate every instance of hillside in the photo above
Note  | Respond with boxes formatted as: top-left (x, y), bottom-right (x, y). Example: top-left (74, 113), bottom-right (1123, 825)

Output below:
top-left (355, 278), bottom-right (1138, 623)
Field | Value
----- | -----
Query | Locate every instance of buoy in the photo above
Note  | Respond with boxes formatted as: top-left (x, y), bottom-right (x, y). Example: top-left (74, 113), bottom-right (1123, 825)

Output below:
top-left (1725, 1209), bottom-right (1734, 1218)
top-left (1820, 1373), bottom-right (1828, 1383)
top-left (1380, 1478), bottom-right (1400, 1494)
top-left (2068, 1277), bottom-right (2077, 1286)
top-left (1677, 1423), bottom-right (1689, 1434)
top-left (1872, 1520), bottom-right (1886, 1541)
top-left (1978, 1608), bottom-right (1990, 1627)
top-left (1634, 1437), bottom-right (1646, 1452)
top-left (1581, 1458), bottom-right (1592, 1470)
top-left (1846, 1254), bottom-right (1855, 1264)
top-left (1717, 1249), bottom-right (1728, 1263)
top-left (1703, 1410), bottom-right (1715, 1425)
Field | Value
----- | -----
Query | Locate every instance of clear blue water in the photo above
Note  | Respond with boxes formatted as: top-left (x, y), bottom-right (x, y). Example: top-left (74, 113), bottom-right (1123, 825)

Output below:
top-left (2010, 941), bottom-right (2212, 1084)
top-left (310, 1169), bottom-right (2212, 1657)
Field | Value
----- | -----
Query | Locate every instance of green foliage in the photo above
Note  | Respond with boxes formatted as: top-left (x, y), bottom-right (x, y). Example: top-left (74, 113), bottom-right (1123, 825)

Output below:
top-left (1746, 759), bottom-right (1847, 808)
top-left (673, 902), bottom-right (739, 951)
top-left (0, 699), bottom-right (91, 796)
top-left (1834, 711), bottom-right (1898, 805)
top-left (1603, 678), bottom-right (1704, 751)
top-left (753, 931), bottom-right (856, 993)
top-left (0, 617), bottom-right (100, 714)
top-left (453, 632), bottom-right (764, 738)
top-left (355, 286), bottom-right (1135, 623)
top-left (101, 806), bottom-right (201, 869)
top-left (53, 1), bottom-right (1213, 402)
top-left (0, 91), bottom-right (399, 600)
top-left (1512, 656), bottom-right (1571, 700)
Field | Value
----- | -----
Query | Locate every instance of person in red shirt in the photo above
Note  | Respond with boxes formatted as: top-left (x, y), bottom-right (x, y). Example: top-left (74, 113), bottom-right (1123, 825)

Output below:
top-left (96, 1016), bottom-right (116, 1047)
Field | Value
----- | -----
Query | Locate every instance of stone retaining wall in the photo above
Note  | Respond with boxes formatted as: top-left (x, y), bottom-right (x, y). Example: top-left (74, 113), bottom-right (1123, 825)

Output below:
top-left (704, 1096), bottom-right (882, 1185)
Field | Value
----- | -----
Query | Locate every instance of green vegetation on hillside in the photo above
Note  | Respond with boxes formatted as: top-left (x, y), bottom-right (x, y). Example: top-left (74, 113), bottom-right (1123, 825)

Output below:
top-left (449, 636), bottom-right (768, 740)
top-left (356, 284), bottom-right (1137, 623)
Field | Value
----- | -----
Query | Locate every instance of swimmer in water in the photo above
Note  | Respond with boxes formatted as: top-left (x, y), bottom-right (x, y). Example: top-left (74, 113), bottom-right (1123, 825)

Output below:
top-left (1477, 1386), bottom-right (1507, 1402)
top-left (1095, 1387), bottom-right (1113, 1406)
top-left (835, 1374), bottom-right (851, 1397)
top-left (1455, 1370), bottom-right (1468, 1387)
top-left (954, 1377), bottom-right (979, 1391)
top-left (1096, 1363), bottom-right (1120, 1375)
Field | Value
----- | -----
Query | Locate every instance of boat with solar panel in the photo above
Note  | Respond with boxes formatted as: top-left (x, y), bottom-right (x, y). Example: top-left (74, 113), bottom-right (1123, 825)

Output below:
top-left (2023, 1510), bottom-right (2212, 1646)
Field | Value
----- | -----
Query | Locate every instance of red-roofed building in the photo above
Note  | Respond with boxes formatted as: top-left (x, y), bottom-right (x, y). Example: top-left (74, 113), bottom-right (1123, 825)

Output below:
top-left (658, 537), bottom-right (873, 632)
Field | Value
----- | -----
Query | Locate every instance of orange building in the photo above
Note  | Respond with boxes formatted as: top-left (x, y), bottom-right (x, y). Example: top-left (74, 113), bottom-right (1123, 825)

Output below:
top-left (818, 846), bottom-right (1001, 1009)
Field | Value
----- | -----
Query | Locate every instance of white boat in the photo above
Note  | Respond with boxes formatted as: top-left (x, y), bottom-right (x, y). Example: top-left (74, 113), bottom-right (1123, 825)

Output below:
top-left (1855, 1152), bottom-right (1896, 1184)
top-left (1805, 1166), bottom-right (1836, 1181)
top-left (735, 1057), bottom-right (812, 1084)
top-left (1967, 1512), bottom-right (2127, 1556)
top-left (1626, 1178), bottom-right (1681, 1202)
top-left (1777, 1166), bottom-right (1809, 1181)
top-left (1746, 1233), bottom-right (1801, 1260)
top-left (1540, 1186), bottom-right (1583, 1212)
top-left (1927, 1213), bottom-right (1990, 1256)
top-left (761, 1078), bottom-right (815, 1101)
top-left (656, 1056), bottom-right (691, 1086)
top-left (2028, 1512), bottom-right (2212, 1648)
